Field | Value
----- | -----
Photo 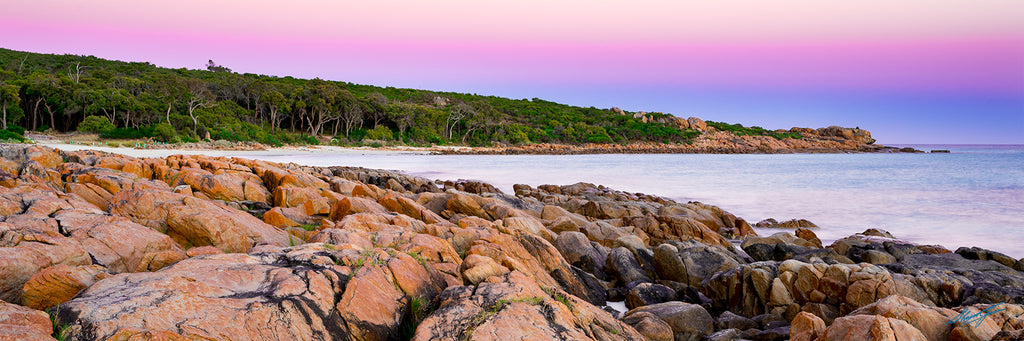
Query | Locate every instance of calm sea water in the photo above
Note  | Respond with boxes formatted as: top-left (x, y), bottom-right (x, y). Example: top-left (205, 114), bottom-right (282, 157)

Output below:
top-left (187, 144), bottom-right (1024, 259)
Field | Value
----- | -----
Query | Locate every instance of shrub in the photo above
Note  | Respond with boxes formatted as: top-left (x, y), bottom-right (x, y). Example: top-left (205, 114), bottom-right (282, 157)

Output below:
top-left (151, 123), bottom-right (176, 142)
top-left (0, 129), bottom-right (25, 142)
top-left (77, 116), bottom-right (115, 133)
top-left (365, 126), bottom-right (394, 141)
top-left (6, 125), bottom-right (24, 136)
top-left (100, 127), bottom-right (152, 139)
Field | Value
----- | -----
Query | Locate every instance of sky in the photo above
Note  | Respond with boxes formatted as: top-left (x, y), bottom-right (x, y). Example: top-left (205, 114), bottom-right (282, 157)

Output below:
top-left (2, 0), bottom-right (1022, 143)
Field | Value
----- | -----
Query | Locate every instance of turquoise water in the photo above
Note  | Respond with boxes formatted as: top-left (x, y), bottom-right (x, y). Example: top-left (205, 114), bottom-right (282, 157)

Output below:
top-left (233, 145), bottom-right (1024, 258)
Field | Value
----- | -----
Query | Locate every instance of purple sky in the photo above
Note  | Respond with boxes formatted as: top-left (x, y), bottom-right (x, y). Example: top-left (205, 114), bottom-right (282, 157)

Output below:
top-left (2, 1), bottom-right (1022, 143)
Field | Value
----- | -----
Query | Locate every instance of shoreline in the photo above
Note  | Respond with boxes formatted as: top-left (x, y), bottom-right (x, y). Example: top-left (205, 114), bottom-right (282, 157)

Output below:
top-left (0, 143), bottom-right (1021, 340)
top-left (32, 139), bottom-right (928, 156)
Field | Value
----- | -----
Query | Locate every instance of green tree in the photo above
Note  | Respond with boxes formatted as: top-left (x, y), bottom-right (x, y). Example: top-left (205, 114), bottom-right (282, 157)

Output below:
top-left (261, 87), bottom-right (291, 131)
top-left (302, 79), bottom-right (348, 137)
top-left (0, 82), bottom-right (20, 130)
top-left (77, 115), bottom-right (115, 133)
top-left (364, 92), bottom-right (388, 128)
top-left (85, 88), bottom-right (133, 128)
top-left (385, 103), bottom-right (416, 139)
top-left (184, 79), bottom-right (212, 135)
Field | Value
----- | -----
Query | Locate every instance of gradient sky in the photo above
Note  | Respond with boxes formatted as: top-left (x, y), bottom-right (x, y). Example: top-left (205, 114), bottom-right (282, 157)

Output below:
top-left (2, 0), bottom-right (1022, 143)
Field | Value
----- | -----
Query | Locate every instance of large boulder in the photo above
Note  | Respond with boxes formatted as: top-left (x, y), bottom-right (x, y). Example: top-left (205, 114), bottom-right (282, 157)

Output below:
top-left (790, 311), bottom-right (826, 341)
top-left (0, 301), bottom-right (56, 341)
top-left (849, 295), bottom-right (958, 341)
top-left (53, 209), bottom-right (186, 273)
top-left (606, 247), bottom-right (652, 285)
top-left (625, 283), bottom-right (677, 310)
top-left (624, 301), bottom-right (714, 341)
top-left (20, 264), bottom-right (109, 311)
top-left (467, 230), bottom-right (607, 305)
top-left (411, 271), bottom-right (642, 341)
top-left (820, 315), bottom-right (927, 341)
top-left (176, 167), bottom-right (270, 203)
top-left (55, 244), bottom-right (445, 341)
top-left (0, 222), bottom-right (91, 303)
top-left (653, 241), bottom-right (742, 287)
top-left (687, 117), bottom-right (707, 131)
top-left (554, 231), bottom-right (606, 277)
top-left (622, 311), bottom-right (674, 341)
top-left (109, 188), bottom-right (291, 252)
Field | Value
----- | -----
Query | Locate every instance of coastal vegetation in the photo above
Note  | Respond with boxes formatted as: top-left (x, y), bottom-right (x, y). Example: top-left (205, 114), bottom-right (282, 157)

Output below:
top-left (0, 48), bottom-right (720, 147)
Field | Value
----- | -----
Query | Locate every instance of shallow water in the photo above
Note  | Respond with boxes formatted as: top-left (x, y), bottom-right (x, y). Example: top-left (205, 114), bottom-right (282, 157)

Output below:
top-left (114, 144), bottom-right (1024, 259)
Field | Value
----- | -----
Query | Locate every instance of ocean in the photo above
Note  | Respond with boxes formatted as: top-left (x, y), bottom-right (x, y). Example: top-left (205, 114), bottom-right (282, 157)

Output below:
top-left (73, 143), bottom-right (1024, 259)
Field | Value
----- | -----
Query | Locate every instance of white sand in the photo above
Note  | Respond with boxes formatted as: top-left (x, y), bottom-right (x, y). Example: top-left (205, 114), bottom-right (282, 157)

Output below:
top-left (35, 141), bottom-right (434, 159)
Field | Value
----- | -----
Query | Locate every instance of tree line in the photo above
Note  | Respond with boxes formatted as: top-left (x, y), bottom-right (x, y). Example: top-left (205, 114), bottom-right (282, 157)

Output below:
top-left (0, 48), bottom-right (696, 146)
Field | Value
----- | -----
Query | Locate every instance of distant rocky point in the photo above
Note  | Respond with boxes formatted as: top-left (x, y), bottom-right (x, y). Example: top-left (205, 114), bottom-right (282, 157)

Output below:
top-left (442, 119), bottom-right (920, 154)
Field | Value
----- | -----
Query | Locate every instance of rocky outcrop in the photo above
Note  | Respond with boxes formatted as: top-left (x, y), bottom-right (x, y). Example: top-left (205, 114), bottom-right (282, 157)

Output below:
top-left (441, 124), bottom-right (900, 155)
top-left (0, 145), bottom-right (1021, 340)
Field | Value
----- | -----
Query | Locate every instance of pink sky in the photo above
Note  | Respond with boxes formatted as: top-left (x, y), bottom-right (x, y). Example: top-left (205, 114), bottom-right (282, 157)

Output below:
top-left (2, 0), bottom-right (1022, 142)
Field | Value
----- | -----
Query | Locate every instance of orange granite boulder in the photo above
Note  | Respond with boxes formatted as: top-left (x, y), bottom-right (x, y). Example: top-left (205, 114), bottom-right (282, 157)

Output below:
top-left (109, 188), bottom-right (290, 252)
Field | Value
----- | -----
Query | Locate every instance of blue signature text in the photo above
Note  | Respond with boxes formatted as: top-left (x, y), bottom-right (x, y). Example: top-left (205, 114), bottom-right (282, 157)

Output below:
top-left (947, 303), bottom-right (1006, 328)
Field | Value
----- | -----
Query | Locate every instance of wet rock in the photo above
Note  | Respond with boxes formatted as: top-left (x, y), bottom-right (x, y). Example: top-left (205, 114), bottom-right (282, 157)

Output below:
top-left (795, 228), bottom-right (823, 248)
top-left (754, 326), bottom-right (790, 341)
top-left (621, 311), bottom-right (673, 341)
top-left (744, 243), bottom-right (775, 262)
top-left (554, 231), bottom-right (605, 277)
top-left (706, 328), bottom-right (742, 341)
top-left (625, 283), bottom-right (677, 310)
top-left (956, 246), bottom-right (1024, 272)
top-left (716, 310), bottom-right (758, 331)
top-left (888, 252), bottom-right (1024, 305)
top-left (625, 301), bottom-right (714, 341)
top-left (802, 302), bottom-right (841, 324)
top-left (752, 313), bottom-right (786, 329)
top-left (606, 247), bottom-right (652, 285)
